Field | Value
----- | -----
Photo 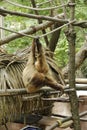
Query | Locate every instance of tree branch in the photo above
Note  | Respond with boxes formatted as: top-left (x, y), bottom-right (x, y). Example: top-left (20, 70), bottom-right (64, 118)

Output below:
top-left (0, 18), bottom-right (75, 45)
top-left (0, 7), bottom-right (87, 28)
top-left (4, 0), bottom-right (68, 11)
top-left (0, 7), bottom-right (68, 23)
top-left (30, 0), bottom-right (49, 46)
top-left (73, 21), bottom-right (87, 28)
top-left (0, 21), bottom-right (54, 45)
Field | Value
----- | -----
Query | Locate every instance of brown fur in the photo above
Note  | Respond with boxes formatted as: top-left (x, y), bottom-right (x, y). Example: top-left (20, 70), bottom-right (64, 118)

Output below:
top-left (22, 38), bottom-right (64, 93)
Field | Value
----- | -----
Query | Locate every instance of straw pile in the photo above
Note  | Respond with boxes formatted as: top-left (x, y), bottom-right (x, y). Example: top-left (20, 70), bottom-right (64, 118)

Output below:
top-left (0, 46), bottom-right (64, 124)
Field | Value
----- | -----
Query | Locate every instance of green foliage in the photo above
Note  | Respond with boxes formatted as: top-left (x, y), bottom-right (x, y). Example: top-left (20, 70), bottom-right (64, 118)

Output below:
top-left (54, 33), bottom-right (68, 67)
top-left (5, 37), bottom-right (31, 53)
top-left (54, 0), bottom-right (87, 67)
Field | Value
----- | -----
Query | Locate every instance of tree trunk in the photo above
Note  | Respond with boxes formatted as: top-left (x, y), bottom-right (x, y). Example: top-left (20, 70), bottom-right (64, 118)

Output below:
top-left (65, 0), bottom-right (81, 130)
top-left (48, 23), bottom-right (61, 52)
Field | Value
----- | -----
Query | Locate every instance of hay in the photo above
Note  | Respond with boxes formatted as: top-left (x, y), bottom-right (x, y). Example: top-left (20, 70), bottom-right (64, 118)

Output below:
top-left (0, 47), bottom-right (64, 124)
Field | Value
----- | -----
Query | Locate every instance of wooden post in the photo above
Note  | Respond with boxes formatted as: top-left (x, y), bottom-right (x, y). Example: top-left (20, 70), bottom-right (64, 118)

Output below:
top-left (0, 15), bottom-right (4, 39)
top-left (65, 0), bottom-right (81, 130)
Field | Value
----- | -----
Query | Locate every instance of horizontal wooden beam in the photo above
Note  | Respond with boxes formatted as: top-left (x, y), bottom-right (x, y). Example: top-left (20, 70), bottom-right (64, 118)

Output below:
top-left (65, 78), bottom-right (87, 84)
